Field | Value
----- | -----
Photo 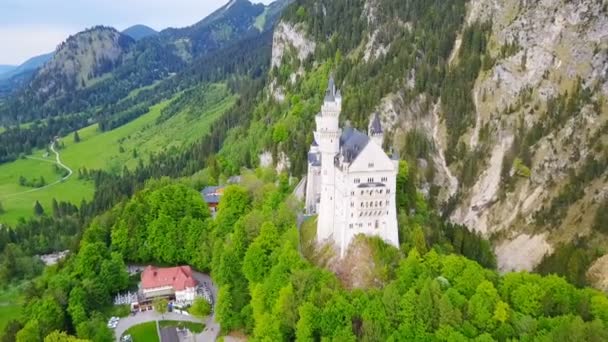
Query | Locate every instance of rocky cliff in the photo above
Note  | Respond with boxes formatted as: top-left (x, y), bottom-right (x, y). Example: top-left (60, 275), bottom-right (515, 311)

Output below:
top-left (267, 0), bottom-right (608, 287)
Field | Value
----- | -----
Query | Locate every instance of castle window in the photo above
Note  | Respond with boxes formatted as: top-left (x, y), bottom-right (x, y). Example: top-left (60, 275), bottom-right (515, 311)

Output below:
top-left (349, 224), bottom-right (353, 229)
top-left (387, 189), bottom-right (391, 194)
top-left (375, 220), bottom-right (379, 229)
top-left (351, 191), bottom-right (354, 196)
top-left (361, 190), bottom-right (364, 195)
top-left (381, 177), bottom-right (387, 182)
top-left (350, 202), bottom-right (354, 207)
top-left (354, 178), bottom-right (360, 184)
top-left (367, 177), bottom-right (374, 183)
top-left (368, 163), bottom-right (374, 168)
top-left (379, 189), bottom-right (383, 194)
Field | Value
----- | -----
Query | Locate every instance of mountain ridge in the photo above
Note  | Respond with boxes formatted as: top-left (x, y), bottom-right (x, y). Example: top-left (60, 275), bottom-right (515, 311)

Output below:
top-left (122, 24), bottom-right (158, 41)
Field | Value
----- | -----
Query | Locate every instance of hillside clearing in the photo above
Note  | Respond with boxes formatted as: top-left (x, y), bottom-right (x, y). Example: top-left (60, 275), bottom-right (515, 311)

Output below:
top-left (0, 84), bottom-right (235, 225)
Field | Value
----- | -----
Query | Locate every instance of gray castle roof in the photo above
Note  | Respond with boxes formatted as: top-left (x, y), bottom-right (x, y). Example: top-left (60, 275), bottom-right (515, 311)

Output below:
top-left (324, 76), bottom-right (339, 102)
top-left (369, 113), bottom-right (383, 135)
top-left (339, 127), bottom-right (370, 163)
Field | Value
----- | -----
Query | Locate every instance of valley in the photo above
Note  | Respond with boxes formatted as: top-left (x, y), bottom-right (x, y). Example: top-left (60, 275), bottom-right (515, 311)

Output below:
top-left (0, 83), bottom-right (235, 225)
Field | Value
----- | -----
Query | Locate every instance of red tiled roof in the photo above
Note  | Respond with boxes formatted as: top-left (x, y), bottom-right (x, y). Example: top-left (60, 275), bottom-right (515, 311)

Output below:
top-left (141, 266), bottom-right (197, 291)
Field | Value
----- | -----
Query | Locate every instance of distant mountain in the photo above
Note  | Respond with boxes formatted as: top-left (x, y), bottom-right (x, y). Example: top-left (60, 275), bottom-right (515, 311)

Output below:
top-left (0, 53), bottom-right (54, 97)
top-left (0, 65), bottom-right (16, 76)
top-left (0, 52), bottom-right (53, 81)
top-left (122, 25), bottom-right (158, 41)
top-left (0, 0), bottom-right (289, 122)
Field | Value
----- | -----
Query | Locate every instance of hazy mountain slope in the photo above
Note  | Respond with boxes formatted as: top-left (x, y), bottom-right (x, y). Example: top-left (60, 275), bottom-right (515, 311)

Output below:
top-left (0, 52), bottom-right (53, 81)
top-left (0, 66), bottom-right (15, 76)
top-left (0, 53), bottom-right (54, 97)
top-left (122, 24), bottom-right (158, 41)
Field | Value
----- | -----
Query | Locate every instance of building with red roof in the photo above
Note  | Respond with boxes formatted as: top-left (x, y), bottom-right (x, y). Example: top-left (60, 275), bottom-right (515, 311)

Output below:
top-left (141, 266), bottom-right (198, 304)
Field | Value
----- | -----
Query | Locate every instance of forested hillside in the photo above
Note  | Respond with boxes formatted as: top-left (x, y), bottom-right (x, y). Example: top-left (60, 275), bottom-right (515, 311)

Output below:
top-left (0, 0), bottom-right (607, 340)
top-left (0, 0), bottom-right (287, 124)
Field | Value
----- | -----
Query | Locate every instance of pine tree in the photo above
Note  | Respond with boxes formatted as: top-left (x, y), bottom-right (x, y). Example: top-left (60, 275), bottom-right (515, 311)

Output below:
top-left (34, 201), bottom-right (44, 216)
top-left (74, 131), bottom-right (81, 143)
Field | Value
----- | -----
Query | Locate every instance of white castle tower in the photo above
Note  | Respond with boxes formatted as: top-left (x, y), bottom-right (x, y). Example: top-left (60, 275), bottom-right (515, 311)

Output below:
top-left (315, 77), bottom-right (342, 242)
top-left (305, 77), bottom-right (399, 257)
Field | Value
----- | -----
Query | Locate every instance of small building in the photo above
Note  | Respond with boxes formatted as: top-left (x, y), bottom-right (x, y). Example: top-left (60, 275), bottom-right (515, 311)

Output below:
top-left (141, 266), bottom-right (198, 304)
top-left (201, 186), bottom-right (225, 214)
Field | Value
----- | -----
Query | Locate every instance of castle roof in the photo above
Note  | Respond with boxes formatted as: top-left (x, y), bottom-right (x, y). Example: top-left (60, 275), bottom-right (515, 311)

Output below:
top-left (325, 76), bottom-right (338, 102)
top-left (339, 127), bottom-right (370, 163)
top-left (369, 113), bottom-right (383, 135)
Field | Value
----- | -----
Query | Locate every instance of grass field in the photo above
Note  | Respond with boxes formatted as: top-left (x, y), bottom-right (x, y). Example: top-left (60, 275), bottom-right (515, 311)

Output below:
top-left (0, 286), bottom-right (23, 332)
top-left (0, 155), bottom-right (94, 225)
top-left (159, 320), bottom-right (205, 333)
top-left (0, 84), bottom-right (235, 225)
top-left (123, 322), bottom-right (159, 342)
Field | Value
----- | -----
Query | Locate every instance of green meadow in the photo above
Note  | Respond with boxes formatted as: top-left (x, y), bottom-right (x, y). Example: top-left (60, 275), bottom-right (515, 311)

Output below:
top-left (0, 286), bottom-right (24, 332)
top-left (0, 84), bottom-right (235, 225)
top-left (0, 156), bottom-right (93, 225)
top-left (123, 322), bottom-right (159, 342)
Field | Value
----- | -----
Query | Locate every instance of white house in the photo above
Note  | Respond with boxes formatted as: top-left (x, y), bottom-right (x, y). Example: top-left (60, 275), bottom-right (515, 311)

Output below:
top-left (305, 77), bottom-right (400, 257)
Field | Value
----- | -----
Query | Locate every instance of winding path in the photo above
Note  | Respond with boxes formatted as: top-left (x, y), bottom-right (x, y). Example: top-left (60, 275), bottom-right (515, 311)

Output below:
top-left (1, 140), bottom-right (73, 199)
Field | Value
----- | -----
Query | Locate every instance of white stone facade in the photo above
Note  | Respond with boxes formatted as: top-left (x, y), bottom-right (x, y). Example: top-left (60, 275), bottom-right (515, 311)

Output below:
top-left (305, 78), bottom-right (400, 257)
top-left (175, 287), bottom-right (197, 304)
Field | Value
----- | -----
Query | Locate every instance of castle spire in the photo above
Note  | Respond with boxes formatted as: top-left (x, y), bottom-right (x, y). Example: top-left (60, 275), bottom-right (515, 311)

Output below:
top-left (325, 75), bottom-right (336, 101)
top-left (369, 113), bottom-right (384, 146)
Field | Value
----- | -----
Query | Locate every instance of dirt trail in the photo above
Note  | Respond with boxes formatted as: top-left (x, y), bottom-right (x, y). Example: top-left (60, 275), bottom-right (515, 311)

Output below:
top-left (1, 140), bottom-right (73, 199)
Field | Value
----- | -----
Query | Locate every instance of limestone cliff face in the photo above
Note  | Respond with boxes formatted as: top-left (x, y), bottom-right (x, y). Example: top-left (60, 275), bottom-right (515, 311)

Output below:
top-left (450, 0), bottom-right (608, 271)
top-left (269, 21), bottom-right (315, 102)
top-left (372, 0), bottom-right (608, 274)
top-left (34, 27), bottom-right (133, 97)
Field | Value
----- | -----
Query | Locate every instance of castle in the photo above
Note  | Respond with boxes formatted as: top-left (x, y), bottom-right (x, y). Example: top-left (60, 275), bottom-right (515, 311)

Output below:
top-left (305, 77), bottom-right (400, 257)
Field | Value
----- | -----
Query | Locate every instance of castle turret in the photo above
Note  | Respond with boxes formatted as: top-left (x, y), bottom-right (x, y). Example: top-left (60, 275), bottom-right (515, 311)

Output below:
top-left (368, 113), bottom-right (384, 147)
top-left (315, 76), bottom-right (342, 243)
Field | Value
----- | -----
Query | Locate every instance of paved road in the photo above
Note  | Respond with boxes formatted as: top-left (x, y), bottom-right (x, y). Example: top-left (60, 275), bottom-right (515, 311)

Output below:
top-left (191, 271), bottom-right (220, 342)
top-left (1, 140), bottom-right (73, 199)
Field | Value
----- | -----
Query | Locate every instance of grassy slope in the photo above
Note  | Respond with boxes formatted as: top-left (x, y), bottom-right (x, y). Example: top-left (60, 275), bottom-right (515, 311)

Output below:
top-left (60, 84), bottom-right (236, 173)
top-left (0, 84), bottom-right (235, 225)
top-left (0, 286), bottom-right (23, 332)
top-left (0, 156), bottom-right (93, 225)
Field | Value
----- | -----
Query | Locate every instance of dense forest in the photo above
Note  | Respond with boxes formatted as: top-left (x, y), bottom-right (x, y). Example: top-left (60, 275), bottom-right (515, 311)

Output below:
top-left (2, 168), bottom-right (607, 341)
